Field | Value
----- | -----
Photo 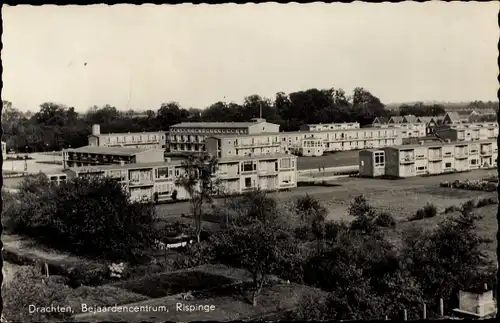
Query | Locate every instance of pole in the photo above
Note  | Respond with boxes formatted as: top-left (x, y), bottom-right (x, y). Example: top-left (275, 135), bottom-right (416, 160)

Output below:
top-left (423, 303), bottom-right (427, 319)
top-left (260, 101), bottom-right (262, 119)
top-left (439, 298), bottom-right (444, 317)
top-left (403, 309), bottom-right (407, 321)
top-left (385, 316), bottom-right (388, 320)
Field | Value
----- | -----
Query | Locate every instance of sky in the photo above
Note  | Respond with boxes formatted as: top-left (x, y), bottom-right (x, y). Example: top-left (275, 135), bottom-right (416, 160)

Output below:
top-left (2, 2), bottom-right (499, 113)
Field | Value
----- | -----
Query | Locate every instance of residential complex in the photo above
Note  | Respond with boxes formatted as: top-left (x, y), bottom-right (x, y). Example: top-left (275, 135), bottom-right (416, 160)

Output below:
top-left (299, 122), bottom-right (360, 131)
top-left (168, 118), bottom-right (280, 153)
top-left (372, 115), bottom-right (427, 138)
top-left (62, 146), bottom-right (165, 169)
top-left (435, 123), bottom-right (498, 142)
top-left (359, 139), bottom-right (497, 178)
top-left (204, 127), bottom-right (402, 157)
top-left (88, 124), bottom-right (167, 149)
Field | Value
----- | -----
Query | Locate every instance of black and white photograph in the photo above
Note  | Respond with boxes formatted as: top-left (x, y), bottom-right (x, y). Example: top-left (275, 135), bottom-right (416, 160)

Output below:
top-left (0, 2), bottom-right (498, 321)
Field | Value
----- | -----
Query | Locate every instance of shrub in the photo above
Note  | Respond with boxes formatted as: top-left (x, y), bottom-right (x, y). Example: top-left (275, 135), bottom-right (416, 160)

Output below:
top-left (476, 197), bottom-right (498, 208)
top-left (5, 175), bottom-right (160, 262)
top-left (444, 205), bottom-right (460, 214)
top-left (410, 203), bottom-right (437, 221)
top-left (374, 212), bottom-right (396, 227)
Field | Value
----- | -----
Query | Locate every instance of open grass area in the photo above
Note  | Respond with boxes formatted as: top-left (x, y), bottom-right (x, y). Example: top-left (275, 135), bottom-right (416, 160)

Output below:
top-left (297, 150), bottom-right (359, 170)
top-left (73, 282), bottom-right (327, 322)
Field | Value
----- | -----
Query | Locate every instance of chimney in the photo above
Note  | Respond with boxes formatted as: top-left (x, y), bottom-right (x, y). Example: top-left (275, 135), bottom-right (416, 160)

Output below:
top-left (120, 160), bottom-right (125, 166)
top-left (92, 124), bottom-right (101, 135)
top-left (447, 139), bottom-right (451, 143)
top-left (419, 141), bottom-right (424, 145)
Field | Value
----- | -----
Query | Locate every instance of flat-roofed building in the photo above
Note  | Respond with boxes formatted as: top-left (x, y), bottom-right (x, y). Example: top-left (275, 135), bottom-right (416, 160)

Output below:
top-left (168, 118), bottom-right (280, 153)
top-left (300, 122), bottom-right (360, 131)
top-left (62, 146), bottom-right (165, 169)
top-left (358, 149), bottom-right (386, 178)
top-left (66, 160), bottom-right (189, 203)
top-left (296, 138), bottom-right (324, 156)
top-left (216, 153), bottom-right (297, 194)
top-left (88, 124), bottom-right (167, 149)
top-left (360, 139), bottom-right (497, 178)
top-left (205, 127), bottom-right (402, 157)
top-left (435, 123), bottom-right (498, 142)
top-left (65, 153), bottom-right (297, 202)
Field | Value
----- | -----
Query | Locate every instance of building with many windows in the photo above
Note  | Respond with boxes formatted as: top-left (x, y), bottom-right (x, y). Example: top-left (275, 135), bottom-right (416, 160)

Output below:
top-left (299, 122), bottom-right (360, 131)
top-left (359, 139), bottom-right (497, 178)
top-left (205, 127), bottom-right (402, 157)
top-left (62, 146), bottom-right (165, 169)
top-left (168, 118), bottom-right (280, 153)
top-left (435, 123), bottom-right (498, 142)
top-left (88, 124), bottom-right (167, 149)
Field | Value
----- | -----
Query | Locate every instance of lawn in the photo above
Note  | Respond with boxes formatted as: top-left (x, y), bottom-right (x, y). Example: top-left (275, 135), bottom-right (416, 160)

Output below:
top-left (297, 150), bottom-right (359, 170)
top-left (73, 282), bottom-right (327, 322)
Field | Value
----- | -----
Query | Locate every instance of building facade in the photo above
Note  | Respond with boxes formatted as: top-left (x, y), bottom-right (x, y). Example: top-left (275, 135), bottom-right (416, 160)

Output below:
top-left (435, 123), bottom-right (498, 142)
top-left (168, 118), bottom-right (280, 153)
top-left (205, 127), bottom-right (402, 157)
top-left (300, 122), bottom-right (360, 131)
top-left (359, 139), bottom-right (497, 178)
top-left (63, 146), bottom-right (165, 169)
top-left (88, 124), bottom-right (167, 149)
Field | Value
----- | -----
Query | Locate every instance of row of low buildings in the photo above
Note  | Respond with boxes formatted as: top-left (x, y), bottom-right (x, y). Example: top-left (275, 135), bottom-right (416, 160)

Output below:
top-left (359, 139), bottom-right (497, 178)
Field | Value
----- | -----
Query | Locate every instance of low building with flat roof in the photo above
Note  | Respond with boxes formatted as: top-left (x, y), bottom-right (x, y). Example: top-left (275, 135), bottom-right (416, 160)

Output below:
top-left (62, 145), bottom-right (165, 169)
top-left (88, 124), bottom-right (167, 149)
top-left (359, 139), bottom-right (497, 178)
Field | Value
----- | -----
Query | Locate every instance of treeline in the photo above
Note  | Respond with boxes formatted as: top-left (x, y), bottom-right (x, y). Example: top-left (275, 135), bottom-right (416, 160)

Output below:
top-left (2, 89), bottom-right (497, 152)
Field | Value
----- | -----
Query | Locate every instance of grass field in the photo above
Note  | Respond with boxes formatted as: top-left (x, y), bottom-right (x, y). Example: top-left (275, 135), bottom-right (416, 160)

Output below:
top-left (297, 150), bottom-right (359, 170)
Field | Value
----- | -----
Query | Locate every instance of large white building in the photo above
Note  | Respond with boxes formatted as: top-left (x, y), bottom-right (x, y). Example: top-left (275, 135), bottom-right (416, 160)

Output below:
top-left (88, 124), bottom-right (167, 149)
top-left (204, 127), bottom-right (402, 157)
top-left (359, 139), bottom-right (497, 178)
top-left (168, 118), bottom-right (280, 153)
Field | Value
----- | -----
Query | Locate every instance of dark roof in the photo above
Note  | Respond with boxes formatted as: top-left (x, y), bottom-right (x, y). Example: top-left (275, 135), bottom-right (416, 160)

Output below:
top-left (170, 121), bottom-right (268, 129)
top-left (389, 116), bottom-right (404, 123)
top-left (65, 146), bottom-right (162, 156)
top-left (403, 115), bottom-right (418, 123)
top-left (373, 117), bottom-right (389, 124)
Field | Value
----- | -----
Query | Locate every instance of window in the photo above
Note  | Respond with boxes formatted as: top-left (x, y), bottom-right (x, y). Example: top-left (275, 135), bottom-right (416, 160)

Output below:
top-left (280, 158), bottom-right (291, 169)
top-left (175, 168), bottom-right (180, 176)
top-left (470, 159), bottom-right (478, 165)
top-left (245, 177), bottom-right (252, 188)
top-left (374, 152), bottom-right (385, 167)
top-left (445, 162), bottom-right (452, 168)
top-left (417, 166), bottom-right (427, 171)
top-left (242, 161), bottom-right (253, 172)
top-left (157, 167), bottom-right (169, 178)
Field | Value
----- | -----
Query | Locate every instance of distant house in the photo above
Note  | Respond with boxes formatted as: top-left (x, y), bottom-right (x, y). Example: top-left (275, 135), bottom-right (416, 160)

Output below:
top-left (416, 116), bottom-right (433, 124)
top-left (388, 116), bottom-right (404, 124)
top-left (402, 115), bottom-right (418, 123)
top-left (468, 109), bottom-right (497, 123)
top-left (427, 116), bottom-right (445, 134)
top-left (442, 112), bottom-right (468, 125)
top-left (372, 117), bottom-right (389, 126)
top-left (416, 116), bottom-right (434, 135)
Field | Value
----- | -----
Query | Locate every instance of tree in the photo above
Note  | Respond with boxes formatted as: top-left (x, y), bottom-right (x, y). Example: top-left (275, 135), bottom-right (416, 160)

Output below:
top-left (295, 194), bottom-right (327, 253)
top-left (402, 200), bottom-right (492, 302)
top-left (211, 218), bottom-right (299, 306)
top-left (348, 195), bottom-right (379, 235)
top-left (5, 175), bottom-right (160, 262)
top-left (157, 101), bottom-right (189, 127)
top-left (175, 153), bottom-right (220, 243)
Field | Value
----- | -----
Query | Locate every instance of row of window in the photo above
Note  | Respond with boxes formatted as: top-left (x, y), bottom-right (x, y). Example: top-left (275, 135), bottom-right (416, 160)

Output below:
top-left (170, 128), bottom-right (250, 134)
top-left (106, 135), bottom-right (165, 143)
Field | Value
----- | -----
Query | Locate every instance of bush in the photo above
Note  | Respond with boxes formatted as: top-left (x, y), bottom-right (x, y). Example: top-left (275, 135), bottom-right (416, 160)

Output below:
top-left (374, 212), bottom-right (396, 227)
top-left (476, 197), bottom-right (498, 208)
top-left (5, 175), bottom-right (160, 262)
top-left (410, 203), bottom-right (437, 221)
top-left (444, 205), bottom-right (460, 214)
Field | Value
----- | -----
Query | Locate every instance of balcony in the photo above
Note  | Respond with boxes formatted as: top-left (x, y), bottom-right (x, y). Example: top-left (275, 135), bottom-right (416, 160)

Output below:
top-left (400, 156), bottom-right (415, 164)
top-left (129, 180), bottom-right (154, 187)
top-left (428, 155), bottom-right (442, 161)
top-left (217, 171), bottom-right (240, 179)
top-left (258, 170), bottom-right (279, 176)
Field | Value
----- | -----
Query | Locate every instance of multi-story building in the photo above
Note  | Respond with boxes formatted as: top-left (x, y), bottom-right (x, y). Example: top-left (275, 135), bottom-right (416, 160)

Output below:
top-left (66, 152), bottom-right (297, 202)
top-left (168, 118), bottom-right (280, 153)
top-left (435, 123), bottom-right (498, 142)
top-left (372, 117), bottom-right (427, 138)
top-left (1, 141), bottom-right (6, 157)
top-left (359, 139), bottom-right (497, 178)
top-left (88, 124), bottom-right (167, 149)
top-left (62, 146), bottom-right (165, 169)
top-left (66, 160), bottom-right (189, 202)
top-left (205, 127), bottom-right (402, 157)
top-left (300, 122), bottom-right (360, 131)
